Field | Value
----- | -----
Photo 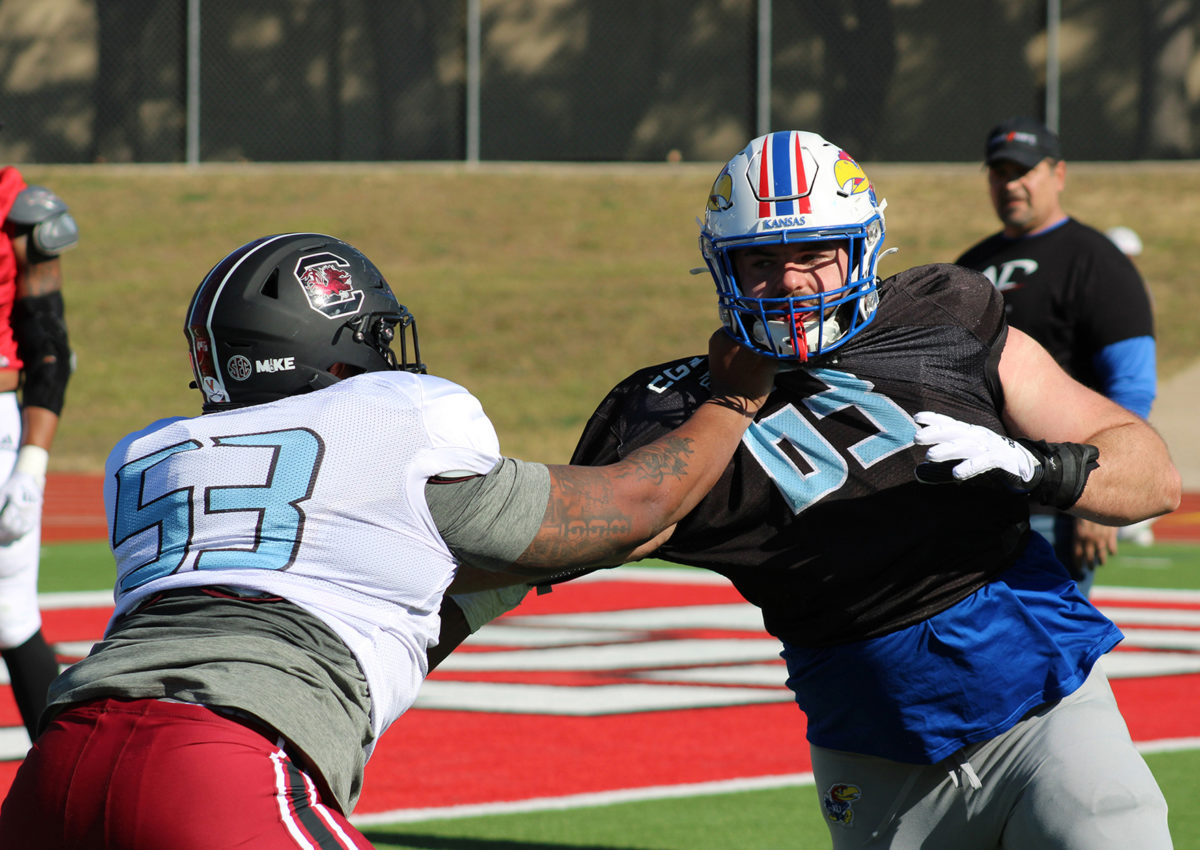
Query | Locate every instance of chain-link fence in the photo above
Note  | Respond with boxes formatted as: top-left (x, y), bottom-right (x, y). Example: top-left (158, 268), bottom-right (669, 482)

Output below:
top-left (1, 0), bottom-right (1195, 164)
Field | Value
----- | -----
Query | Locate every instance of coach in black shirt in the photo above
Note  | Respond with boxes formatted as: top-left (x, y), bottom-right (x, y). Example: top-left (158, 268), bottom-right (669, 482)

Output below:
top-left (957, 117), bottom-right (1157, 595)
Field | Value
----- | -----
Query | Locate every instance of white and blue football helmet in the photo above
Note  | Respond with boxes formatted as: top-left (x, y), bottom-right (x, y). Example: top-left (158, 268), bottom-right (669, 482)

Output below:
top-left (700, 130), bottom-right (887, 362)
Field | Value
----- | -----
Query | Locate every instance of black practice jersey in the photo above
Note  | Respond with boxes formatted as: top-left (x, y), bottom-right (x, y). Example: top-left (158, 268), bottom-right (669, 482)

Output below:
top-left (570, 264), bottom-right (1030, 648)
top-left (955, 218), bottom-right (1153, 391)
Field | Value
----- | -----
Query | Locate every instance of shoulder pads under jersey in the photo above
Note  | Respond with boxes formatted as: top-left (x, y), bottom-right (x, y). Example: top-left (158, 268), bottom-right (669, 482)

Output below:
top-left (8, 186), bottom-right (79, 255)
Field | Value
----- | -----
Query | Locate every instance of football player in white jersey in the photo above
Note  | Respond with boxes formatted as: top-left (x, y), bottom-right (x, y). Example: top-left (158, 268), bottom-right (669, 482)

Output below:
top-left (0, 232), bottom-right (776, 849)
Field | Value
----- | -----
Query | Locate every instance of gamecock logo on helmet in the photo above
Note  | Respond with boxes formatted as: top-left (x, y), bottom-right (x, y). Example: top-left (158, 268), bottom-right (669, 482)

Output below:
top-left (294, 252), bottom-right (365, 318)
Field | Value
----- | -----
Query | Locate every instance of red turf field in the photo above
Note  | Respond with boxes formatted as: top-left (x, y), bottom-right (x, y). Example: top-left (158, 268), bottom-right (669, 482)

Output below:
top-left (1, 477), bottom-right (1196, 821)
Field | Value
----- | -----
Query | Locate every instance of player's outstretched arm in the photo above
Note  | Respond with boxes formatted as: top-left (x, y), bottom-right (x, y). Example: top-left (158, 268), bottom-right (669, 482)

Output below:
top-left (998, 327), bottom-right (1179, 524)
top-left (428, 332), bottom-right (772, 663)
top-left (510, 331), bottom-right (773, 575)
top-left (913, 328), bottom-right (1179, 526)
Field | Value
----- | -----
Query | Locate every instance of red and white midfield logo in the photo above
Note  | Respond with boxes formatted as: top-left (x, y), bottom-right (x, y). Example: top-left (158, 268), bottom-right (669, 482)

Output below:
top-left (13, 571), bottom-right (1200, 820)
top-left (423, 570), bottom-right (787, 716)
top-left (294, 251), bottom-right (364, 318)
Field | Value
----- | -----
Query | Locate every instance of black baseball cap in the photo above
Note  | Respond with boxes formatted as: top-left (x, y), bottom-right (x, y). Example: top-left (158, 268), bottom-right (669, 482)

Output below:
top-left (984, 117), bottom-right (1062, 168)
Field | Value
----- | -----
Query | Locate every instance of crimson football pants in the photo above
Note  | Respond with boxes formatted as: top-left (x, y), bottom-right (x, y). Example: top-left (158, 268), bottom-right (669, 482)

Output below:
top-left (0, 697), bottom-right (374, 849)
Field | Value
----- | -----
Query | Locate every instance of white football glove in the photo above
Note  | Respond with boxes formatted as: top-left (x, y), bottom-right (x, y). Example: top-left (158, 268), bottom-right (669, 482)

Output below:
top-left (449, 583), bottom-right (530, 634)
top-left (0, 446), bottom-right (49, 544)
top-left (912, 411), bottom-right (1041, 491)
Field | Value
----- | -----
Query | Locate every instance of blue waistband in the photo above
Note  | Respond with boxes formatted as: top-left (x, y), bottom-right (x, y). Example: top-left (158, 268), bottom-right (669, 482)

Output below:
top-left (781, 533), bottom-right (1121, 764)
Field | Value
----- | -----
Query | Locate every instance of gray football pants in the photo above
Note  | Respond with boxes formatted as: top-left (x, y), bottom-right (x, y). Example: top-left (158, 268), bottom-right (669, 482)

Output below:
top-left (809, 665), bottom-right (1171, 849)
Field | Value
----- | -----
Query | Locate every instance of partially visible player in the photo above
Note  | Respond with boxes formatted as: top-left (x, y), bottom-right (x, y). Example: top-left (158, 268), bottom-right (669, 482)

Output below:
top-left (567, 131), bottom-right (1179, 848)
top-left (0, 232), bottom-right (774, 848)
top-left (0, 165), bottom-right (75, 739)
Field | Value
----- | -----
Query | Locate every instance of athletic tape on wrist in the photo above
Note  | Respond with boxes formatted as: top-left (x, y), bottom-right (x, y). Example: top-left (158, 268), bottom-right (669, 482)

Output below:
top-left (14, 445), bottom-right (49, 480)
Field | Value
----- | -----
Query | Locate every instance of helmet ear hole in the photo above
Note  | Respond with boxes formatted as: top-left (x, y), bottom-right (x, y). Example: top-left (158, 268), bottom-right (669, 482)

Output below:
top-left (328, 362), bottom-right (364, 380)
top-left (260, 269), bottom-right (280, 299)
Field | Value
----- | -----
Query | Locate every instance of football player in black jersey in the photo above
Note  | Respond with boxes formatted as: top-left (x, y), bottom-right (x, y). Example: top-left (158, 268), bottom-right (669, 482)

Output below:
top-left (567, 131), bottom-right (1178, 849)
top-left (956, 117), bottom-right (1157, 596)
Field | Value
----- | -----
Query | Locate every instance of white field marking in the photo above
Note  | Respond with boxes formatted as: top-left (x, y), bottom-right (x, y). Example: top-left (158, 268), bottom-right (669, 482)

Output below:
top-left (1113, 629), bottom-right (1200, 651)
top-left (461, 626), bottom-right (635, 646)
top-left (637, 662), bottom-right (787, 687)
top-left (37, 590), bottom-right (113, 609)
top-left (498, 602), bottom-right (766, 632)
top-left (1116, 557), bottom-right (1173, 569)
top-left (1137, 736), bottom-right (1200, 754)
top-left (436, 637), bottom-right (783, 672)
top-left (53, 640), bottom-right (97, 660)
top-left (349, 733), bottom-right (1200, 826)
top-left (1101, 607), bottom-right (1200, 627)
top-left (348, 772), bottom-right (817, 827)
top-left (415, 680), bottom-right (791, 714)
top-left (1099, 651), bottom-right (1200, 678)
top-left (1092, 586), bottom-right (1200, 604)
top-left (0, 727), bottom-right (29, 759)
top-left (576, 566), bottom-right (733, 585)
top-left (0, 661), bottom-right (69, 686)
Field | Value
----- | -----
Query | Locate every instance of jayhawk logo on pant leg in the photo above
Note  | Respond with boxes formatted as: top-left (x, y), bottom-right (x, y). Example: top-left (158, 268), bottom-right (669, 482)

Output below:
top-left (822, 782), bottom-right (863, 827)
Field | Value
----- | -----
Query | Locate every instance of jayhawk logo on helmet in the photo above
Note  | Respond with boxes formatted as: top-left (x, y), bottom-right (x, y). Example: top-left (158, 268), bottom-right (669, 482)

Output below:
top-left (833, 150), bottom-right (872, 197)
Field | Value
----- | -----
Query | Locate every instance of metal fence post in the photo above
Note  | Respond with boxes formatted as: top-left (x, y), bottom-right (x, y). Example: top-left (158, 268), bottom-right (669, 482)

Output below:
top-left (1045, 0), bottom-right (1060, 132)
top-left (757, 0), bottom-right (772, 136)
top-left (466, 0), bottom-right (481, 164)
top-left (186, 0), bottom-right (201, 165)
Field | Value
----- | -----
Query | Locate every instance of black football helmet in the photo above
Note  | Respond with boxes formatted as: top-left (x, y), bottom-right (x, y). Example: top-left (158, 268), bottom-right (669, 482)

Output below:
top-left (185, 232), bottom-right (424, 412)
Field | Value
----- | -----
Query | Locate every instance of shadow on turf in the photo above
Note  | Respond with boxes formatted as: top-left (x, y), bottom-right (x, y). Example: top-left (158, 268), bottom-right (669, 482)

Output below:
top-left (361, 832), bottom-right (649, 850)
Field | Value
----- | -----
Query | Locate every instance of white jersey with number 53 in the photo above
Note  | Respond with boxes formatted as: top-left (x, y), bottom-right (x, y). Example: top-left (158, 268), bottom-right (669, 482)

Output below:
top-left (102, 370), bottom-right (501, 739)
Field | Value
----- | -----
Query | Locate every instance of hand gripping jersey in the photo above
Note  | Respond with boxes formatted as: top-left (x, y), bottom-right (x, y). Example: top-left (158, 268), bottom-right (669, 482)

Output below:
top-left (572, 264), bottom-right (1120, 763)
top-left (101, 371), bottom-right (500, 749)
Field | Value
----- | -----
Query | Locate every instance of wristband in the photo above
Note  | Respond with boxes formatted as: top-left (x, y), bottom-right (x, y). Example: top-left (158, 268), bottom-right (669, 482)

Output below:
top-left (14, 445), bottom-right (49, 480)
top-left (1016, 439), bottom-right (1099, 510)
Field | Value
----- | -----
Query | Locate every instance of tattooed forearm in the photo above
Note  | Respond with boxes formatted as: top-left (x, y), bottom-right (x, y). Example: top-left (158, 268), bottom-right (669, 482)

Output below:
top-left (517, 434), bottom-right (706, 568)
top-left (616, 435), bottom-right (694, 484)
top-left (515, 385), bottom-right (766, 572)
top-left (516, 465), bottom-right (638, 568)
